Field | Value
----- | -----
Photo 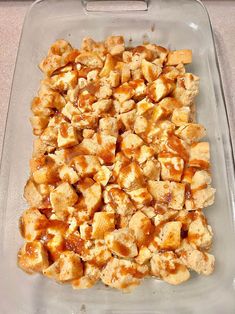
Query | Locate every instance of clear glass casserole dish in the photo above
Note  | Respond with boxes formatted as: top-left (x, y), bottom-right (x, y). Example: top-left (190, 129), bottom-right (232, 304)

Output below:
top-left (0, 0), bottom-right (234, 313)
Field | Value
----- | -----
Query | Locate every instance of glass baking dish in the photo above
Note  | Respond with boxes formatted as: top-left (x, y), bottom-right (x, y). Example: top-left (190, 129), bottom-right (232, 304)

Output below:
top-left (0, 0), bottom-right (234, 313)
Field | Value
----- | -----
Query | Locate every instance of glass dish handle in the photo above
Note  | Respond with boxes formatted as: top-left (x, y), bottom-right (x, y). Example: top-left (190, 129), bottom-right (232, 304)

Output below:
top-left (82, 0), bottom-right (148, 12)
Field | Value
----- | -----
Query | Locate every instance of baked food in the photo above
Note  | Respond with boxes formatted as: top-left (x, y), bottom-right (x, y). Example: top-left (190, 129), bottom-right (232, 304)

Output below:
top-left (18, 36), bottom-right (215, 292)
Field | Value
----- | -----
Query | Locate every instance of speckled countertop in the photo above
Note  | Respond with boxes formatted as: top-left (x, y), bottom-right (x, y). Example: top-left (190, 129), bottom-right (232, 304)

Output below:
top-left (0, 0), bottom-right (234, 155)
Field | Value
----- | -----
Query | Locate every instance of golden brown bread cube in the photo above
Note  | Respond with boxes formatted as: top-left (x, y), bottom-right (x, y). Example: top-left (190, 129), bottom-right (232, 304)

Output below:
top-left (18, 241), bottom-right (49, 274)
top-left (72, 155), bottom-right (101, 177)
top-left (50, 182), bottom-right (78, 220)
top-left (172, 73), bottom-right (199, 106)
top-left (105, 36), bottom-right (125, 56)
top-left (175, 123), bottom-right (206, 144)
top-left (147, 77), bottom-right (175, 102)
top-left (166, 49), bottom-right (192, 66)
top-left (101, 257), bottom-right (148, 292)
top-left (24, 179), bottom-right (44, 208)
top-left (171, 107), bottom-right (190, 126)
top-left (93, 165), bottom-right (112, 187)
top-left (118, 162), bottom-right (144, 190)
top-left (78, 180), bottom-right (102, 216)
top-left (188, 216), bottom-right (213, 250)
top-left (158, 154), bottom-right (184, 182)
top-left (72, 262), bottom-right (100, 289)
top-left (158, 221), bottom-right (182, 250)
top-left (150, 251), bottom-right (190, 285)
top-left (129, 211), bottom-right (153, 247)
top-left (20, 207), bottom-right (48, 242)
top-left (189, 142), bottom-right (210, 169)
top-left (105, 228), bottom-right (138, 258)
top-left (92, 212), bottom-right (115, 239)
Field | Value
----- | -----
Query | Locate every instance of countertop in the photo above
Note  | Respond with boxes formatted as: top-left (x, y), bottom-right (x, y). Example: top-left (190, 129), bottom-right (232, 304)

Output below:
top-left (0, 0), bottom-right (234, 156)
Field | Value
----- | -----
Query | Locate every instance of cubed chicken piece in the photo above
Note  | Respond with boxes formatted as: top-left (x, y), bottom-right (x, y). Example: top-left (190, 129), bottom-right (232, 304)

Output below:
top-left (93, 165), bottom-right (112, 186)
top-left (57, 123), bottom-right (78, 148)
top-left (78, 180), bottom-right (102, 216)
top-left (142, 159), bottom-right (161, 180)
top-left (94, 133), bottom-right (117, 165)
top-left (101, 258), bottom-right (148, 292)
top-left (150, 252), bottom-right (190, 285)
top-left (24, 180), bottom-right (44, 208)
top-left (72, 262), bottom-right (100, 289)
top-left (49, 71), bottom-right (78, 92)
top-left (175, 123), bottom-right (206, 144)
top-left (121, 133), bottom-right (143, 158)
top-left (118, 162), bottom-right (144, 190)
top-left (72, 155), bottom-right (101, 177)
top-left (135, 247), bottom-right (152, 265)
top-left (136, 97), bottom-right (154, 116)
top-left (191, 170), bottom-right (211, 190)
top-left (158, 221), bottom-right (182, 250)
top-left (99, 117), bottom-right (118, 137)
top-left (92, 212), bottom-right (115, 239)
top-left (188, 216), bottom-right (213, 250)
top-left (166, 49), bottom-right (192, 66)
top-left (172, 73), bottom-right (199, 106)
top-left (75, 52), bottom-right (103, 68)
top-left (171, 107), bottom-right (190, 126)
top-left (129, 211), bottom-right (154, 247)
top-left (71, 113), bottom-right (98, 130)
top-left (99, 54), bottom-right (116, 77)
top-left (147, 77), bottom-right (175, 102)
top-left (18, 241), bottom-right (49, 274)
top-left (119, 99), bottom-right (135, 114)
top-left (92, 99), bottom-right (112, 114)
top-left (80, 222), bottom-right (92, 240)
top-left (105, 36), bottom-right (125, 56)
top-left (189, 142), bottom-right (210, 169)
top-left (108, 70), bottom-right (121, 87)
top-left (50, 182), bottom-right (78, 220)
top-left (30, 116), bottom-right (49, 136)
top-left (158, 154), bottom-right (184, 182)
top-left (118, 109), bottom-right (137, 130)
top-left (61, 101), bottom-right (80, 120)
top-left (105, 228), bottom-right (138, 258)
top-left (107, 187), bottom-right (136, 216)
top-left (114, 83), bottom-right (134, 103)
top-left (59, 165), bottom-right (79, 184)
top-left (180, 248), bottom-right (215, 275)
top-left (134, 116), bottom-right (148, 135)
top-left (20, 208), bottom-right (48, 242)
top-left (141, 59), bottom-right (162, 82)
top-left (127, 188), bottom-right (153, 206)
